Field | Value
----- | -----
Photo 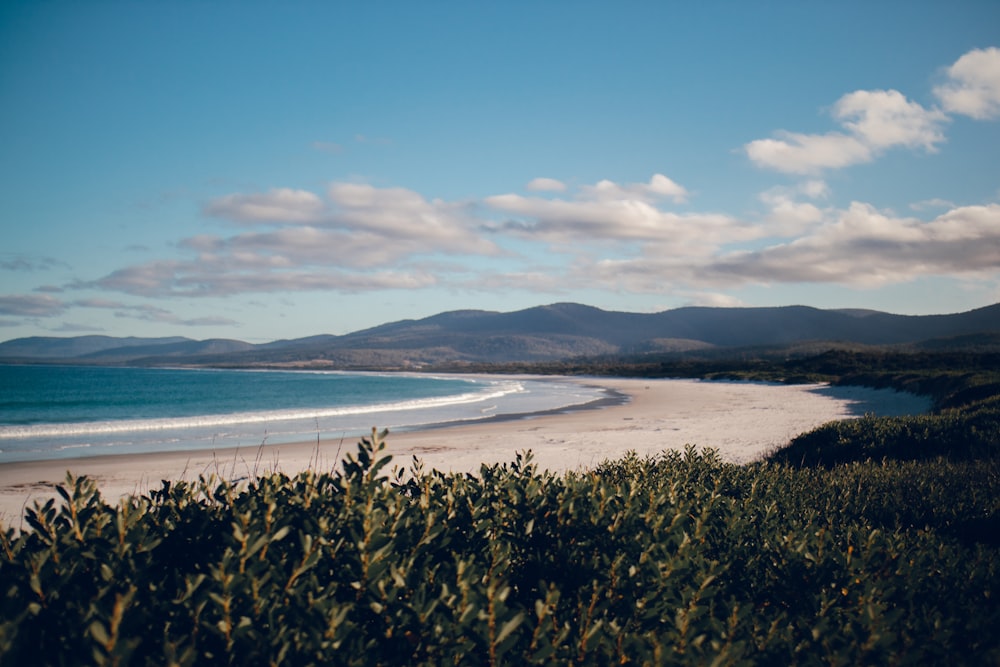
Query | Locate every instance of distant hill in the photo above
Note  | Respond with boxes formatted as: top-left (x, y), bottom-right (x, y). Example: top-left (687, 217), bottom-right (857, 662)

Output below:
top-left (1, 302), bottom-right (998, 367)
top-left (0, 335), bottom-right (191, 359)
top-left (76, 338), bottom-right (256, 362)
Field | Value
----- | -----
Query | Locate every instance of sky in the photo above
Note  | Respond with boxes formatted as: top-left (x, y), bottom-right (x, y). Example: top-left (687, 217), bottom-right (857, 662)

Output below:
top-left (1, 1), bottom-right (999, 343)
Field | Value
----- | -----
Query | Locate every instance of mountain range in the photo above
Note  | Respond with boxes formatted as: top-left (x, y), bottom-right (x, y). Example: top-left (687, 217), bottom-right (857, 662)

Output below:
top-left (2, 302), bottom-right (999, 368)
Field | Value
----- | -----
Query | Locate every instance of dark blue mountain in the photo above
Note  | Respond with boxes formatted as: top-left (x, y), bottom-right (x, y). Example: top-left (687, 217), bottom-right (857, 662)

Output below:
top-left (1, 302), bottom-right (998, 365)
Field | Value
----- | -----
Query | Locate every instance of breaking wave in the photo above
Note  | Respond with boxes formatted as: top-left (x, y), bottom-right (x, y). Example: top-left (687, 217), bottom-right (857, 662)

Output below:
top-left (0, 382), bottom-right (523, 441)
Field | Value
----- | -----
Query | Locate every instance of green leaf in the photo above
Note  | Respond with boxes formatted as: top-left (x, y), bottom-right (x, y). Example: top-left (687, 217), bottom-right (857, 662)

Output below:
top-left (89, 620), bottom-right (110, 647)
top-left (247, 535), bottom-right (269, 558)
top-left (495, 612), bottom-right (524, 646)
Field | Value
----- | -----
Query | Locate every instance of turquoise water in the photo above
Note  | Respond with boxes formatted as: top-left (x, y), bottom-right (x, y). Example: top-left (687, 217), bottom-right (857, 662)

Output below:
top-left (0, 366), bottom-right (605, 463)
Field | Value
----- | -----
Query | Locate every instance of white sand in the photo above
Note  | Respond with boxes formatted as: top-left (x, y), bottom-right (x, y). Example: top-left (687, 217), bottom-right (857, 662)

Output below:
top-left (0, 377), bottom-right (931, 529)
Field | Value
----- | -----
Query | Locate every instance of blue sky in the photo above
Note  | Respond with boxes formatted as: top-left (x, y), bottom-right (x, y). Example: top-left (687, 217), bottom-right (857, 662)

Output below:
top-left (2, 1), bottom-right (999, 342)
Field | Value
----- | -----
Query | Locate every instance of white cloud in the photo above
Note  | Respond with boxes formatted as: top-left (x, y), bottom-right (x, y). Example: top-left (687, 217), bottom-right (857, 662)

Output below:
top-left (744, 131), bottom-right (872, 174)
top-left (201, 180), bottom-right (498, 258)
top-left (647, 174), bottom-right (689, 201)
top-left (799, 180), bottom-right (830, 199)
top-left (704, 203), bottom-right (1000, 286)
top-left (486, 175), bottom-right (732, 257)
top-left (93, 254), bottom-right (439, 298)
top-left (0, 294), bottom-right (65, 317)
top-left (934, 47), bottom-right (1000, 119)
top-left (578, 173), bottom-right (689, 203)
top-left (757, 180), bottom-right (831, 236)
top-left (325, 183), bottom-right (496, 252)
top-left (570, 254), bottom-right (699, 293)
top-left (74, 172), bottom-right (1000, 306)
top-left (526, 177), bottom-right (567, 192)
top-left (833, 90), bottom-right (946, 151)
top-left (183, 269), bottom-right (436, 296)
top-left (95, 175), bottom-right (719, 300)
top-left (759, 196), bottom-right (825, 235)
top-left (184, 226), bottom-right (474, 270)
top-left (532, 201), bottom-right (1000, 296)
top-left (92, 181), bottom-right (502, 298)
top-left (747, 48), bottom-right (1000, 174)
top-left (488, 194), bottom-right (745, 251)
top-left (205, 188), bottom-right (326, 223)
top-left (745, 88), bottom-right (947, 174)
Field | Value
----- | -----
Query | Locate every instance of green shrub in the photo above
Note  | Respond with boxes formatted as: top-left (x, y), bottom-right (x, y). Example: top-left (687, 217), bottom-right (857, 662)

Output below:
top-left (2, 428), bottom-right (998, 665)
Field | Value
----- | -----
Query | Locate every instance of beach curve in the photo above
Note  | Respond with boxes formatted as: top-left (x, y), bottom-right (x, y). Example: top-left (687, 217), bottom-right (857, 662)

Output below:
top-left (0, 376), bottom-right (931, 528)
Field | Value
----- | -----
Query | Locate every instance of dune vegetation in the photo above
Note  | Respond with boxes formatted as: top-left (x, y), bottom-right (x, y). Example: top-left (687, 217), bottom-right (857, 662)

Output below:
top-left (1, 351), bottom-right (998, 665)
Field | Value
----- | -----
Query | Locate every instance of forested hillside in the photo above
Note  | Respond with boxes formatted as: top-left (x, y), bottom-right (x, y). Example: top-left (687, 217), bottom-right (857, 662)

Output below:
top-left (2, 302), bottom-right (997, 367)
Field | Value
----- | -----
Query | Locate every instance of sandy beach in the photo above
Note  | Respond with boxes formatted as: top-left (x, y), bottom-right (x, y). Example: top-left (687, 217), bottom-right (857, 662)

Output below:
top-left (0, 377), bottom-right (931, 528)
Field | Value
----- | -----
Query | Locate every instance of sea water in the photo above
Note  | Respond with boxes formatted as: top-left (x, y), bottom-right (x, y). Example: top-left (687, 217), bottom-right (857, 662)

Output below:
top-left (0, 365), bottom-right (608, 463)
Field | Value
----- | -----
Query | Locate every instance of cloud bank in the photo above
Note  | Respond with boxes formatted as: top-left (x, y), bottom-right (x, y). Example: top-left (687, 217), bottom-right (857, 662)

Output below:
top-left (79, 168), bottom-right (1000, 304)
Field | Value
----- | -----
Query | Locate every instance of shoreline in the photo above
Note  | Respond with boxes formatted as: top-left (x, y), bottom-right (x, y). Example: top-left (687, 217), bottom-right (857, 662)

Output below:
top-left (0, 377), bottom-right (932, 528)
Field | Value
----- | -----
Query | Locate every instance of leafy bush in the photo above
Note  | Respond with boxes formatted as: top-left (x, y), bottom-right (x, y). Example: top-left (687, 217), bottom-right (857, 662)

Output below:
top-left (2, 429), bottom-right (998, 665)
top-left (770, 396), bottom-right (1000, 467)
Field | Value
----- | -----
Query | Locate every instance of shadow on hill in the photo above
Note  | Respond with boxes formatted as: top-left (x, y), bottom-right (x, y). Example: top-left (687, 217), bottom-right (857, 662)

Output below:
top-left (804, 384), bottom-right (933, 418)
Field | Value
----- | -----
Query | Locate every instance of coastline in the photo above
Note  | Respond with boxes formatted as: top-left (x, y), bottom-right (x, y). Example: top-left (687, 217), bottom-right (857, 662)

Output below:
top-left (0, 377), bottom-right (931, 528)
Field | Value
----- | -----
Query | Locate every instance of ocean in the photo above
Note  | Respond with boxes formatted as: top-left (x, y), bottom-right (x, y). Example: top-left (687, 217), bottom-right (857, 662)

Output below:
top-left (0, 365), bottom-right (608, 464)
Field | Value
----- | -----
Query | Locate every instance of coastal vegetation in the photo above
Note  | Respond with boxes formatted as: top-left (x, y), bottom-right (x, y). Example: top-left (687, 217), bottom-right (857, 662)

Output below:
top-left (1, 350), bottom-right (998, 665)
